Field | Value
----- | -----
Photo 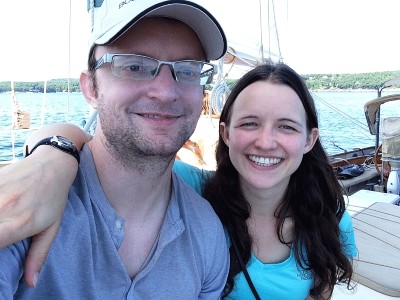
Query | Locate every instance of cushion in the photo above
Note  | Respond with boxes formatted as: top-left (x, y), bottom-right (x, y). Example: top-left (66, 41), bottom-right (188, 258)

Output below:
top-left (352, 202), bottom-right (400, 296)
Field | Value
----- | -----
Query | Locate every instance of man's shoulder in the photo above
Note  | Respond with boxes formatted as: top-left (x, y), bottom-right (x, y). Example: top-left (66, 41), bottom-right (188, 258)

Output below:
top-left (171, 173), bottom-right (227, 255)
top-left (171, 173), bottom-right (220, 224)
top-left (173, 173), bottom-right (211, 207)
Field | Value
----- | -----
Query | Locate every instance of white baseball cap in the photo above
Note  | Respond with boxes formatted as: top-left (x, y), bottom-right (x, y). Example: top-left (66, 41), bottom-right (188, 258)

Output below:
top-left (89, 0), bottom-right (227, 61)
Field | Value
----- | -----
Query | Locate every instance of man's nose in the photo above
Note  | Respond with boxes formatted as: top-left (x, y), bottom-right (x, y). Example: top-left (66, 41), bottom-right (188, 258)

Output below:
top-left (147, 65), bottom-right (178, 102)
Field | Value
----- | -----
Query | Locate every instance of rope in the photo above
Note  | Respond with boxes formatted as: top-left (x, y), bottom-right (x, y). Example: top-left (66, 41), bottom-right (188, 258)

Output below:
top-left (270, 0), bottom-right (282, 60)
top-left (67, 0), bottom-right (72, 122)
top-left (211, 83), bottom-right (229, 115)
top-left (259, 0), bottom-right (264, 61)
top-left (210, 59), bottom-right (230, 116)
top-left (312, 92), bottom-right (372, 141)
top-left (10, 81), bottom-right (16, 160)
top-left (83, 109), bottom-right (98, 135)
top-left (90, 0), bottom-right (95, 33)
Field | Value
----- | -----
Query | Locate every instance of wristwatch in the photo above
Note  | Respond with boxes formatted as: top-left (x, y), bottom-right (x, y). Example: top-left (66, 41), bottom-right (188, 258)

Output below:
top-left (27, 135), bottom-right (80, 163)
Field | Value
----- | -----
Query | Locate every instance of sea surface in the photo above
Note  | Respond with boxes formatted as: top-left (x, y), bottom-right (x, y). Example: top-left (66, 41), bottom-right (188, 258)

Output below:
top-left (1, 90), bottom-right (400, 162)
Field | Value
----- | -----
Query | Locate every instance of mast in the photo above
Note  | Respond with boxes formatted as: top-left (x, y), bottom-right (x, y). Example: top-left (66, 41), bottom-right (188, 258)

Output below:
top-left (67, 0), bottom-right (72, 121)
top-left (10, 81), bottom-right (16, 160)
top-left (40, 80), bottom-right (47, 126)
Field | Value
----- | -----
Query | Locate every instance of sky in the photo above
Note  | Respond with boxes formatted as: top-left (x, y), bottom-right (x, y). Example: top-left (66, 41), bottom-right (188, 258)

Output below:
top-left (0, 0), bottom-right (399, 81)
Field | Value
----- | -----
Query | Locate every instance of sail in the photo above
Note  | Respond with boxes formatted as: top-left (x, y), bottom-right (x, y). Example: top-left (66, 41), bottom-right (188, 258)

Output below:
top-left (199, 0), bottom-right (286, 77)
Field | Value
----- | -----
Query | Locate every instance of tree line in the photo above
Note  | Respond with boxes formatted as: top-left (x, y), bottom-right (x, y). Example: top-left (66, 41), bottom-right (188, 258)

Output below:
top-left (225, 70), bottom-right (400, 91)
top-left (0, 79), bottom-right (80, 93)
top-left (302, 71), bottom-right (400, 90)
top-left (1, 71), bottom-right (399, 93)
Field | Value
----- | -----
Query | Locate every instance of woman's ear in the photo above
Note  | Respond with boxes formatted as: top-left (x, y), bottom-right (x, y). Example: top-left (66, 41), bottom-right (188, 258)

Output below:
top-left (220, 122), bottom-right (230, 147)
top-left (80, 71), bottom-right (98, 109)
top-left (304, 128), bottom-right (319, 154)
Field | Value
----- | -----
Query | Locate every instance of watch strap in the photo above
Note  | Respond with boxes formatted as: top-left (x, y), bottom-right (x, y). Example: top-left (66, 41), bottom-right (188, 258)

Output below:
top-left (26, 136), bottom-right (80, 163)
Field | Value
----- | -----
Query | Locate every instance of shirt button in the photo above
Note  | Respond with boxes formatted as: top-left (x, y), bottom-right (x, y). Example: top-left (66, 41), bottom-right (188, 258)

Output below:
top-left (115, 219), bottom-right (123, 229)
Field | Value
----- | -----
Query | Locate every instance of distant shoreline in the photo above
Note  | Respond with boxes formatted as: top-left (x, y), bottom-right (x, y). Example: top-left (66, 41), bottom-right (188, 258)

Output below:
top-left (1, 88), bottom-right (399, 94)
top-left (310, 88), bottom-right (400, 92)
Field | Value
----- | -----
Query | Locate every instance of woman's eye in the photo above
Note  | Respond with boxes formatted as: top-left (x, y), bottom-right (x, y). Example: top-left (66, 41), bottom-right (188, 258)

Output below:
top-left (280, 124), bottom-right (297, 131)
top-left (240, 122), bottom-right (257, 128)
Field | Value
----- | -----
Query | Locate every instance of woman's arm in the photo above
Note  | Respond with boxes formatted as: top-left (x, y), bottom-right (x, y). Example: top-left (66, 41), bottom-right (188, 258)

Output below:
top-left (0, 122), bottom-right (89, 287)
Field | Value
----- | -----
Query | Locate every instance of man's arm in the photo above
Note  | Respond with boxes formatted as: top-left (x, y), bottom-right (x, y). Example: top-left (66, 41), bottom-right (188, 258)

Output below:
top-left (0, 122), bottom-right (89, 287)
top-left (199, 220), bottom-right (229, 299)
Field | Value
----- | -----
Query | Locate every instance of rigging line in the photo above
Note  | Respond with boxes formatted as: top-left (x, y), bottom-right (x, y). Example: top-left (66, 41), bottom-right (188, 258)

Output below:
top-left (270, 0), bottom-right (282, 60)
top-left (10, 81), bottom-right (16, 160)
top-left (312, 94), bottom-right (372, 139)
top-left (40, 80), bottom-right (47, 126)
top-left (312, 93), bottom-right (368, 129)
top-left (259, 0), bottom-right (264, 61)
top-left (67, 0), bottom-right (72, 122)
top-left (329, 140), bottom-right (347, 152)
top-left (90, 0), bottom-right (95, 32)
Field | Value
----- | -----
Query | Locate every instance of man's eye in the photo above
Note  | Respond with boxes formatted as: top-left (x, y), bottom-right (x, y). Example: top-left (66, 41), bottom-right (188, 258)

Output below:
top-left (118, 64), bottom-right (146, 77)
top-left (177, 68), bottom-right (197, 78)
top-left (129, 64), bottom-right (141, 72)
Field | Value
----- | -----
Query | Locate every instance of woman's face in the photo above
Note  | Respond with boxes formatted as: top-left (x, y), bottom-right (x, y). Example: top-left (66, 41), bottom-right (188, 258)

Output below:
top-left (220, 80), bottom-right (318, 193)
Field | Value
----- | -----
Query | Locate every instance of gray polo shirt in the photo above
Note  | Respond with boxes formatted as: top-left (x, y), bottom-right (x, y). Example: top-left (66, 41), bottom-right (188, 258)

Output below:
top-left (0, 146), bottom-right (229, 299)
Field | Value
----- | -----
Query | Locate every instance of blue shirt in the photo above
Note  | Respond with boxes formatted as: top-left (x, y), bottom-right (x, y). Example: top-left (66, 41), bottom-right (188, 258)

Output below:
top-left (225, 211), bottom-right (356, 300)
top-left (173, 160), bottom-right (357, 300)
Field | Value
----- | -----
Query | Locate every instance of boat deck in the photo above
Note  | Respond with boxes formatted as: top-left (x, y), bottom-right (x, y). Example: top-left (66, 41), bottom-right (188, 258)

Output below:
top-left (333, 190), bottom-right (400, 299)
top-left (338, 167), bottom-right (380, 195)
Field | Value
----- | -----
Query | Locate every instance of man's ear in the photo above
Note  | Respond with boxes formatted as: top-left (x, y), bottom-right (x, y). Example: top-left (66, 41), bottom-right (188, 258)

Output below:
top-left (220, 122), bottom-right (230, 147)
top-left (304, 128), bottom-right (319, 154)
top-left (80, 71), bottom-right (98, 109)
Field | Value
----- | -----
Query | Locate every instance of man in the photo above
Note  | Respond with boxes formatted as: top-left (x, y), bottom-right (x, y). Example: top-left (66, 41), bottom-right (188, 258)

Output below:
top-left (0, 0), bottom-right (229, 298)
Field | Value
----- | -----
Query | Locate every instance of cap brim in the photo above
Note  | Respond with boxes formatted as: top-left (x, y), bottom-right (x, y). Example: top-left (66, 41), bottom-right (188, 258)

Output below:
top-left (91, 1), bottom-right (227, 61)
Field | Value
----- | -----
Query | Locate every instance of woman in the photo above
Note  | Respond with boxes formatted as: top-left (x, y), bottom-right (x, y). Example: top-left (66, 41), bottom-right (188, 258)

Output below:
top-left (0, 63), bottom-right (355, 299)
top-left (175, 63), bottom-right (355, 299)
top-left (204, 63), bottom-right (355, 298)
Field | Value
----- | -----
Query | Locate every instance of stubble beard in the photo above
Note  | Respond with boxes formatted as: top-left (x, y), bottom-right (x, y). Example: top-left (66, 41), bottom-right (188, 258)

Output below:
top-left (97, 101), bottom-right (197, 175)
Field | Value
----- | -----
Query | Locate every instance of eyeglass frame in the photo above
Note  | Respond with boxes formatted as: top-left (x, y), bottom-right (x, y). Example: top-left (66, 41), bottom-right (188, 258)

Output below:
top-left (92, 53), bottom-right (217, 86)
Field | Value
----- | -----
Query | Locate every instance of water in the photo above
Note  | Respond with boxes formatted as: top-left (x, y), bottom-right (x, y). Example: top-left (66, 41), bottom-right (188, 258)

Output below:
top-left (0, 92), bottom-right (91, 161)
top-left (313, 90), bottom-right (400, 155)
top-left (1, 90), bottom-right (400, 161)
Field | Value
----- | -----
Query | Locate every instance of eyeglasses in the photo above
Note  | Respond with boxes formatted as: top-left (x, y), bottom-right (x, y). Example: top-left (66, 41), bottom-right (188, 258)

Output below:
top-left (94, 53), bottom-right (217, 86)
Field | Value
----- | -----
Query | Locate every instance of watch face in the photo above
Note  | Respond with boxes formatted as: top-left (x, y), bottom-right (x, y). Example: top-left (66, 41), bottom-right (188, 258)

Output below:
top-left (51, 136), bottom-right (75, 150)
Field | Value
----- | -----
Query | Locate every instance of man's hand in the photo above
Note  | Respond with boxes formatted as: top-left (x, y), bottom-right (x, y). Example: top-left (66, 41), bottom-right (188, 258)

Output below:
top-left (0, 147), bottom-right (77, 286)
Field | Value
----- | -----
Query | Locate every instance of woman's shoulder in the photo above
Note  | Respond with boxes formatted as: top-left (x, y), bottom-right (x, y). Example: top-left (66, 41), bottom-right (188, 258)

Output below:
top-left (339, 210), bottom-right (358, 258)
top-left (339, 210), bottom-right (353, 229)
top-left (172, 160), bottom-right (213, 195)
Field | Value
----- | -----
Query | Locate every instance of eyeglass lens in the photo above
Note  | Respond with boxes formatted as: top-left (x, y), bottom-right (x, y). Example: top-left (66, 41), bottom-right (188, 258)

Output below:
top-left (111, 55), bottom-right (214, 85)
